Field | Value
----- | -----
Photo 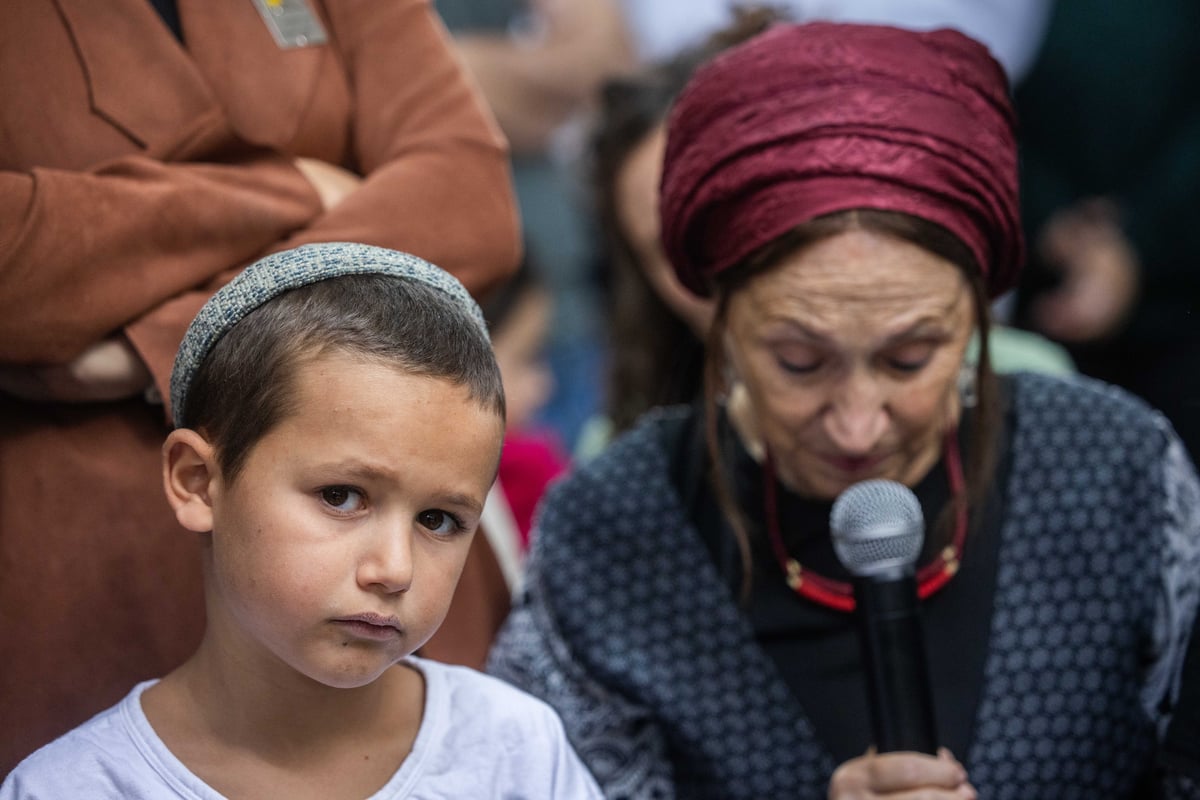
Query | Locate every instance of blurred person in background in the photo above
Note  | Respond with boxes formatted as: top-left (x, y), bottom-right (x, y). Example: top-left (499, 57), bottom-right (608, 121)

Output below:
top-left (620, 0), bottom-right (1053, 85)
top-left (577, 11), bottom-right (778, 457)
top-left (438, 0), bottom-right (635, 454)
top-left (1011, 0), bottom-right (1200, 462)
top-left (483, 257), bottom-right (569, 550)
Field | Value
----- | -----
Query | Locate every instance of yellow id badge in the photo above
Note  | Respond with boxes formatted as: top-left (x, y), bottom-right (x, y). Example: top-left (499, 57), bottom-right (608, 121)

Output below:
top-left (252, 0), bottom-right (328, 49)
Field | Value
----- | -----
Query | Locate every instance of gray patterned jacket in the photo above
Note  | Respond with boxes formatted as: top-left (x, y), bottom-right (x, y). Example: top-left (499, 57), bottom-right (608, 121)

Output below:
top-left (489, 373), bottom-right (1200, 799)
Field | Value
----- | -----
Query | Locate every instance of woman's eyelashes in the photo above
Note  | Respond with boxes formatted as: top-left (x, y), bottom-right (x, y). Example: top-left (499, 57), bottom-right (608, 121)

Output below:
top-left (885, 356), bottom-right (931, 373)
top-left (772, 343), bottom-right (937, 377)
top-left (772, 344), bottom-right (823, 375)
top-left (776, 356), bottom-right (822, 375)
top-left (882, 341), bottom-right (937, 373)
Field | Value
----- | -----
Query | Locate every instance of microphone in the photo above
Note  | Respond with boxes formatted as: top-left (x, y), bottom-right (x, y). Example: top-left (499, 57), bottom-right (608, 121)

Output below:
top-left (831, 479), bottom-right (937, 755)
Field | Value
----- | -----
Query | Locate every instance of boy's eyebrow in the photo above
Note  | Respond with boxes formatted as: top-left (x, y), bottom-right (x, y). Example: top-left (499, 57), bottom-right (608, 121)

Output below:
top-left (438, 493), bottom-right (485, 516)
top-left (316, 459), bottom-right (396, 481)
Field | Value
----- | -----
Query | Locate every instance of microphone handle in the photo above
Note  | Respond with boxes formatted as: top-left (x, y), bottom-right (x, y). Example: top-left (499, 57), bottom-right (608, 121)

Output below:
top-left (853, 574), bottom-right (938, 755)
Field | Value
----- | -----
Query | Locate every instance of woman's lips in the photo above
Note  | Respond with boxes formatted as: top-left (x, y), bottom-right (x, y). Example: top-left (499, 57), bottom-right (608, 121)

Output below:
top-left (823, 453), bottom-right (885, 474)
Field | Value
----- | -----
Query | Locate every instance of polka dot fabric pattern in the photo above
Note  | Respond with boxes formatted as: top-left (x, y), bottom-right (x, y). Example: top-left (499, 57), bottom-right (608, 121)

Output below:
top-left (491, 407), bottom-right (835, 798)
top-left (488, 373), bottom-right (1200, 798)
top-left (968, 373), bottom-right (1199, 797)
top-left (487, 577), bottom-right (677, 800)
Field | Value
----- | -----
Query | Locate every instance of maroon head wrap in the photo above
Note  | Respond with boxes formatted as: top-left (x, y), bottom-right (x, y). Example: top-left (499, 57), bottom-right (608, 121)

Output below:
top-left (659, 22), bottom-right (1023, 298)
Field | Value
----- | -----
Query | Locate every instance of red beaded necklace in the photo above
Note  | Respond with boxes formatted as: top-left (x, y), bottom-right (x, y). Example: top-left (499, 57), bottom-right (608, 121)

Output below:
top-left (762, 429), bottom-right (967, 612)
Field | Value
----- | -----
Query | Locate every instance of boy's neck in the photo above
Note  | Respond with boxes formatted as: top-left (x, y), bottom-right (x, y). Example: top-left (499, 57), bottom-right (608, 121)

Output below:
top-left (140, 636), bottom-right (425, 798)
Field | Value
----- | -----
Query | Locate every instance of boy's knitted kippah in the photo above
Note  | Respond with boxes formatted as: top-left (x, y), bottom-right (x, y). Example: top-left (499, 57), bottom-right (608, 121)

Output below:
top-left (169, 242), bottom-right (488, 428)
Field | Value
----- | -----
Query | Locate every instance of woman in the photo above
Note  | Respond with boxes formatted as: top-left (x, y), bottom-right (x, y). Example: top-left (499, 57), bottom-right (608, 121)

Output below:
top-left (488, 21), bottom-right (1200, 798)
top-left (1012, 0), bottom-right (1200, 463)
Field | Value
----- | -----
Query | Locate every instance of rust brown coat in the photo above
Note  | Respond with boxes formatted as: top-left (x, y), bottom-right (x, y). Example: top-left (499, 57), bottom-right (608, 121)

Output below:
top-left (0, 0), bottom-right (520, 772)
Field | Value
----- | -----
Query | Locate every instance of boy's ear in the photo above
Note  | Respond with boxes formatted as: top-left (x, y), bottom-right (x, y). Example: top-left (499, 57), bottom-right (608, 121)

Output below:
top-left (163, 428), bottom-right (219, 533)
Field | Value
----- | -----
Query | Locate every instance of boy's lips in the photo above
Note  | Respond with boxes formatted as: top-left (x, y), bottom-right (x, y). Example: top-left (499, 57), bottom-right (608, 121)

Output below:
top-left (332, 613), bottom-right (404, 640)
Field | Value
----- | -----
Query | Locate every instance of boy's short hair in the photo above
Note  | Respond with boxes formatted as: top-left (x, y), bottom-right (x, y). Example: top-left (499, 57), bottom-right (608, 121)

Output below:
top-left (171, 243), bottom-right (505, 482)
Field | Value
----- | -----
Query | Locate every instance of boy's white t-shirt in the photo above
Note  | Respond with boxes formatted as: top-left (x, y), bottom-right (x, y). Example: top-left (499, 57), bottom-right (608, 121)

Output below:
top-left (0, 657), bottom-right (603, 799)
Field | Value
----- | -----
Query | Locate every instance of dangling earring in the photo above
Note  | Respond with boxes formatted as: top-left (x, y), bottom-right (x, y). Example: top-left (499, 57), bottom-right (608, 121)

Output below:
top-left (715, 361), bottom-right (736, 404)
top-left (957, 360), bottom-right (978, 409)
top-left (727, 381), bottom-right (766, 463)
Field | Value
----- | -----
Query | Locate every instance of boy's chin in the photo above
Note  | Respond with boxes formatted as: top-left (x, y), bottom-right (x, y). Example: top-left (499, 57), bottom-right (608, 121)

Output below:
top-left (299, 655), bottom-right (408, 691)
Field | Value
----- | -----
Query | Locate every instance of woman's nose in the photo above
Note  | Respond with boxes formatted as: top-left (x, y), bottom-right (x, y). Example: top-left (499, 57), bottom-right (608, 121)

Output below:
top-left (824, 377), bottom-right (887, 455)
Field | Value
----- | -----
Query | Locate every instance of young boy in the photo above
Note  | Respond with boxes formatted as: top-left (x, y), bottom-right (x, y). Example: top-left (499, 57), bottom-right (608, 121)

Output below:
top-left (0, 243), bottom-right (603, 799)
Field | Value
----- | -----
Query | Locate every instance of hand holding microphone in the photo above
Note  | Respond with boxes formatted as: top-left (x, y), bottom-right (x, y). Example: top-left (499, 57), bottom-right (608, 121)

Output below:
top-left (826, 479), bottom-right (976, 799)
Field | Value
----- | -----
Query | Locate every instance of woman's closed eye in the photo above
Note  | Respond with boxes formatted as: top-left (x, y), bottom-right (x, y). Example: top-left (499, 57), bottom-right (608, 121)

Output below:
top-left (882, 342), bottom-right (936, 373)
top-left (319, 485), bottom-right (366, 514)
top-left (418, 509), bottom-right (467, 537)
top-left (777, 356), bottom-right (823, 375)
top-left (773, 343), bottom-right (824, 375)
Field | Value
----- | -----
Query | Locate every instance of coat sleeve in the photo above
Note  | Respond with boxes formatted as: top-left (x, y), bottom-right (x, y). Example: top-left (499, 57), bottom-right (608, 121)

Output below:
top-left (279, 0), bottom-right (522, 291)
top-left (121, 0), bottom-right (521, 411)
top-left (488, 568), bottom-right (677, 800)
top-left (0, 0), bottom-right (519, 415)
top-left (0, 134), bottom-right (321, 366)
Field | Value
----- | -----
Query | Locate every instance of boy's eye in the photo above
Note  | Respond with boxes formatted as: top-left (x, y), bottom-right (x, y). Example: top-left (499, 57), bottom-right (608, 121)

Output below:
top-left (418, 510), bottom-right (463, 536)
top-left (320, 486), bottom-right (365, 513)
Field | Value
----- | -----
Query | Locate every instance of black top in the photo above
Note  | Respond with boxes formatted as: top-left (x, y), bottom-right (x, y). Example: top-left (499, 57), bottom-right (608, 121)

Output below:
top-left (147, 0), bottom-right (183, 42)
top-left (668, 380), bottom-right (1014, 763)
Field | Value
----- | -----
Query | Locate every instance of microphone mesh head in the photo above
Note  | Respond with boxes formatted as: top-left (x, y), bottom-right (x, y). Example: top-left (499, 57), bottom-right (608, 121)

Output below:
top-left (830, 479), bottom-right (925, 578)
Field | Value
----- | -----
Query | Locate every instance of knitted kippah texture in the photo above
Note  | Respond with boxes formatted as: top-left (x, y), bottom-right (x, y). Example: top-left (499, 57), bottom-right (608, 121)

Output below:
top-left (169, 242), bottom-right (487, 427)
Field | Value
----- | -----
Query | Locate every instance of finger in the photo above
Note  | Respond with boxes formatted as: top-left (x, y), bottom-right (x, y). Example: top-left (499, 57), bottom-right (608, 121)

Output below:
top-left (890, 786), bottom-right (977, 800)
top-left (875, 787), bottom-right (976, 800)
top-left (866, 751), bottom-right (968, 793)
top-left (1031, 292), bottom-right (1073, 337)
top-left (1037, 208), bottom-right (1091, 264)
top-left (1032, 292), bottom-right (1096, 342)
top-left (1078, 196), bottom-right (1120, 224)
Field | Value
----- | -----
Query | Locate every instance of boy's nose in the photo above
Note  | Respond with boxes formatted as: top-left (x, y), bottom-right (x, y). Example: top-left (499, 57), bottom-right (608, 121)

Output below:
top-left (358, 527), bottom-right (414, 594)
